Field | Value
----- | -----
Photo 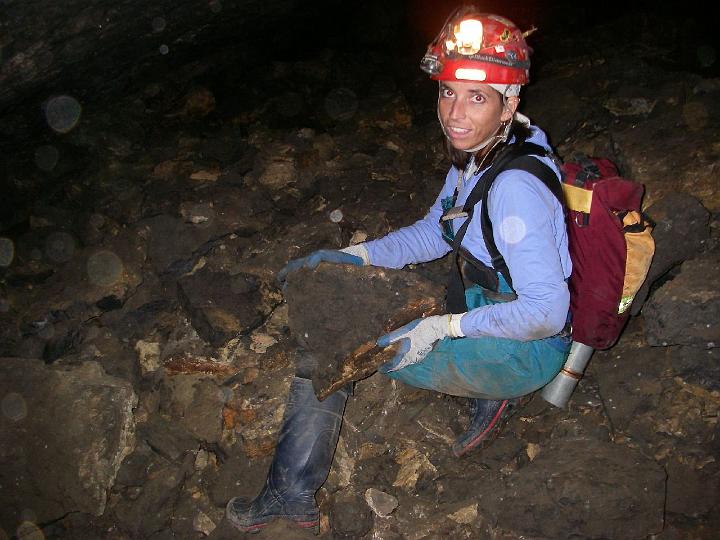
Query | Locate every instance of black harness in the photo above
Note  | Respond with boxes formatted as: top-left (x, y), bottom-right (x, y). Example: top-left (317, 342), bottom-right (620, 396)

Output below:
top-left (442, 142), bottom-right (565, 313)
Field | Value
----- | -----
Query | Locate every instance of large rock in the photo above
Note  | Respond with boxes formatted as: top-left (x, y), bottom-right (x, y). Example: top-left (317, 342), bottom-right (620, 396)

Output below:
top-left (283, 263), bottom-right (444, 397)
top-left (177, 266), bottom-right (265, 347)
top-left (0, 358), bottom-right (137, 531)
top-left (643, 252), bottom-right (720, 347)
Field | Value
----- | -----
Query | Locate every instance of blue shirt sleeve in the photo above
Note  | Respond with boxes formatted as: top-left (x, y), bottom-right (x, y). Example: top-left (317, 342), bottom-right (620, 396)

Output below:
top-left (459, 169), bottom-right (570, 341)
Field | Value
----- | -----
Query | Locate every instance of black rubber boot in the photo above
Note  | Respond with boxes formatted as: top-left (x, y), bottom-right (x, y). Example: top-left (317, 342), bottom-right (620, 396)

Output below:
top-left (226, 377), bottom-right (349, 533)
top-left (452, 396), bottom-right (531, 457)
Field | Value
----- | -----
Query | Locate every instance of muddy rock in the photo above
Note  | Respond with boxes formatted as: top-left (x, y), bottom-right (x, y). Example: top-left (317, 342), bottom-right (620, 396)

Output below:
top-left (284, 263), bottom-right (444, 394)
top-left (612, 103), bottom-right (720, 212)
top-left (666, 458), bottom-right (720, 517)
top-left (236, 219), bottom-right (344, 280)
top-left (160, 376), bottom-right (226, 444)
top-left (205, 454), bottom-right (271, 510)
top-left (177, 267), bottom-right (265, 347)
top-left (593, 337), bottom-right (717, 434)
top-left (643, 251), bottom-right (720, 347)
top-left (330, 489), bottom-right (374, 538)
top-left (670, 345), bottom-right (720, 392)
top-left (175, 182), bottom-right (275, 239)
top-left (112, 453), bottom-right (191, 538)
top-left (142, 214), bottom-right (217, 274)
top-left (0, 358), bottom-right (137, 531)
top-left (136, 414), bottom-right (200, 462)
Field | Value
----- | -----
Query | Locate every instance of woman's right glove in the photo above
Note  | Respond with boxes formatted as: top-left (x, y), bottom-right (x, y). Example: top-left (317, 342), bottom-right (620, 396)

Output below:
top-left (276, 244), bottom-right (369, 283)
top-left (377, 313), bottom-right (464, 372)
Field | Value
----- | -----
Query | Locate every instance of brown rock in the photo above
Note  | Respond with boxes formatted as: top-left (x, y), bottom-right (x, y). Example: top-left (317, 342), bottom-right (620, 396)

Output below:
top-left (242, 436), bottom-right (277, 459)
top-left (643, 252), bottom-right (720, 347)
top-left (0, 359), bottom-right (137, 530)
top-left (177, 267), bottom-right (265, 347)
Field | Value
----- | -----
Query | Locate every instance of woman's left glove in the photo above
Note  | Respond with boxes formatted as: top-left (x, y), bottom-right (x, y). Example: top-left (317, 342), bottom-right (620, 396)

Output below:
top-left (377, 314), bottom-right (464, 373)
top-left (277, 246), bottom-right (368, 283)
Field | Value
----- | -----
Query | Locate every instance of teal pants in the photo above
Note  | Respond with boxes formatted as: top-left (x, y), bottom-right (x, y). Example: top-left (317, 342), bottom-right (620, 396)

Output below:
top-left (384, 278), bottom-right (571, 399)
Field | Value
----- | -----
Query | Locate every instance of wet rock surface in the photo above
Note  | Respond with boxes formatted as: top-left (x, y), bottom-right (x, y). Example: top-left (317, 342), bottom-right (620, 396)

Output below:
top-left (1, 1), bottom-right (719, 539)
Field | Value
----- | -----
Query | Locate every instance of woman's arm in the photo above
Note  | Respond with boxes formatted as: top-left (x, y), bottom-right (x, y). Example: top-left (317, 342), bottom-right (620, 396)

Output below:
top-left (363, 168), bottom-right (457, 268)
top-left (460, 170), bottom-right (570, 341)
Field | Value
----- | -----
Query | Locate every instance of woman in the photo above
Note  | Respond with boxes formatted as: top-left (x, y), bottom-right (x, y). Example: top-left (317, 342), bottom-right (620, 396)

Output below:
top-left (227, 6), bottom-right (571, 533)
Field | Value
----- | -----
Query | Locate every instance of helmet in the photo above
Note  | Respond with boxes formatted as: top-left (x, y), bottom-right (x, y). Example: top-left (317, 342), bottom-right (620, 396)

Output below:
top-left (420, 7), bottom-right (531, 85)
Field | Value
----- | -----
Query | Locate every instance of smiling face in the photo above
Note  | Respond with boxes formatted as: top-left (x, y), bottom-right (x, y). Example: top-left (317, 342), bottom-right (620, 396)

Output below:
top-left (437, 80), bottom-right (519, 151)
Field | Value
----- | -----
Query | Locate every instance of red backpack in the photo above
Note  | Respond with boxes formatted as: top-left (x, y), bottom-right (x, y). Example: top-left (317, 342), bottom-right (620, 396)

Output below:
top-left (559, 156), bottom-right (655, 348)
top-left (447, 143), bottom-right (655, 349)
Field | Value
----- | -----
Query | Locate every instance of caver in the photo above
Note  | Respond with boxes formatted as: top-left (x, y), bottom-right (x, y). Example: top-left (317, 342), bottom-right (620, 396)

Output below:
top-left (226, 6), bottom-right (572, 533)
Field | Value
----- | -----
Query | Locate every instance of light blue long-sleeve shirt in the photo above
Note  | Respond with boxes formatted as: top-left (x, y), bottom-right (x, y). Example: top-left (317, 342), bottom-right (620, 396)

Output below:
top-left (364, 126), bottom-right (571, 341)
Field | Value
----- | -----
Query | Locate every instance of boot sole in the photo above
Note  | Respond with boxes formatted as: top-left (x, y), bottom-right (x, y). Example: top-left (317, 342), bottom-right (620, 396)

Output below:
top-left (230, 518), bottom-right (319, 533)
top-left (226, 502), bottom-right (319, 534)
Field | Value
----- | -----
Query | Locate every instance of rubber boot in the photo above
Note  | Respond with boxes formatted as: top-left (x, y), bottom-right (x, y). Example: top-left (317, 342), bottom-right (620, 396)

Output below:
top-left (226, 377), bottom-right (349, 533)
top-left (452, 395), bottom-right (531, 457)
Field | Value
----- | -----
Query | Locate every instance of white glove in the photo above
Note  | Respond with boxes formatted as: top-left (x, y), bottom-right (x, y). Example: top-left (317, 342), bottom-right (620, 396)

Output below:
top-left (377, 314), bottom-right (464, 372)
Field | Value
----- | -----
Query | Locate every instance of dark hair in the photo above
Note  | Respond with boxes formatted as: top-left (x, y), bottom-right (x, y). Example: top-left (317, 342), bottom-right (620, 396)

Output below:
top-left (443, 119), bottom-right (532, 172)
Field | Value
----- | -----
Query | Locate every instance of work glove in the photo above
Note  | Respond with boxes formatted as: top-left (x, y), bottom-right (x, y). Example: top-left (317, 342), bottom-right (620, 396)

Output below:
top-left (277, 245), bottom-right (368, 283)
top-left (377, 314), bottom-right (465, 372)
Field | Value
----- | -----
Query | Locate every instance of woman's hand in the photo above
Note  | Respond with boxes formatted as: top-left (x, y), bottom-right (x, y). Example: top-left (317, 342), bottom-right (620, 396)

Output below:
top-left (277, 249), bottom-right (364, 283)
top-left (377, 314), bottom-right (464, 372)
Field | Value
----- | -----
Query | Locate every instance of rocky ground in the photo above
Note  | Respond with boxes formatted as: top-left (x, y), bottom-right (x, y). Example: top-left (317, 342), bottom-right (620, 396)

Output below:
top-left (1, 3), bottom-right (719, 539)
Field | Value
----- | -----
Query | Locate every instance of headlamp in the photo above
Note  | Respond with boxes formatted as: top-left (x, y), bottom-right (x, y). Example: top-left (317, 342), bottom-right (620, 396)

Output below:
top-left (451, 19), bottom-right (483, 55)
top-left (420, 54), bottom-right (443, 76)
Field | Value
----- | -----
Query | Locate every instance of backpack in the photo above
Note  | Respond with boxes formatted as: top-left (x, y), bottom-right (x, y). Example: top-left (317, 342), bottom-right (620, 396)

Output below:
top-left (445, 142), bottom-right (655, 350)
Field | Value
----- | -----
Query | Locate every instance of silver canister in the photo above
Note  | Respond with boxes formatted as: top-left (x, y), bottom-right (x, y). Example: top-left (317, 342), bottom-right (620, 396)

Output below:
top-left (541, 342), bottom-right (595, 408)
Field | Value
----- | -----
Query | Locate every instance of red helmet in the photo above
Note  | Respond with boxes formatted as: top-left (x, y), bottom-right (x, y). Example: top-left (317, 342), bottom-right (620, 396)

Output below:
top-left (420, 7), bottom-right (531, 85)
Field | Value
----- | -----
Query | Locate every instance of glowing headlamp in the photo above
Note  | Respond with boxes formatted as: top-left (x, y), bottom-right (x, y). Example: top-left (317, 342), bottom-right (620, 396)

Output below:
top-left (446, 19), bottom-right (483, 56)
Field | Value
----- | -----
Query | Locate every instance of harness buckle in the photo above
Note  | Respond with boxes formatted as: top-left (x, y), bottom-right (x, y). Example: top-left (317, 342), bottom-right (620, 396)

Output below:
top-left (441, 206), bottom-right (469, 221)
